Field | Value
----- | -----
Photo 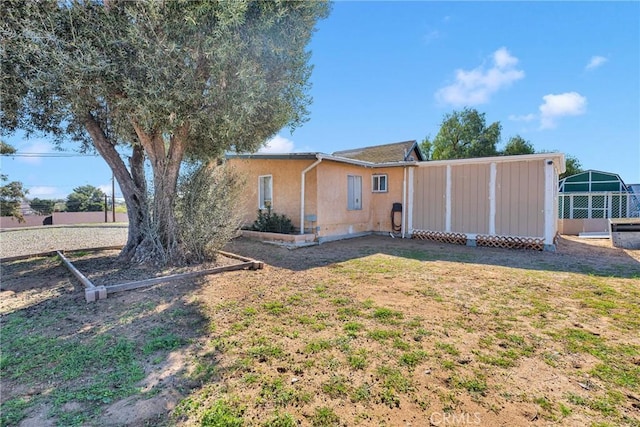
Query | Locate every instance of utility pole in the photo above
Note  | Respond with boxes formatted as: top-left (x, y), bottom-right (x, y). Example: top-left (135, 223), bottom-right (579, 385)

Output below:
top-left (112, 174), bottom-right (116, 222)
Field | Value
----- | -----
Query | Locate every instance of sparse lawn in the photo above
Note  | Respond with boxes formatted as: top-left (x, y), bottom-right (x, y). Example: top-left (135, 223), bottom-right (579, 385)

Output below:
top-left (1, 235), bottom-right (639, 426)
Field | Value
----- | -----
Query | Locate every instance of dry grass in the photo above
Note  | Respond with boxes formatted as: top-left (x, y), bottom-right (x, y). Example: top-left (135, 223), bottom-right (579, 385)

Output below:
top-left (1, 235), bottom-right (639, 426)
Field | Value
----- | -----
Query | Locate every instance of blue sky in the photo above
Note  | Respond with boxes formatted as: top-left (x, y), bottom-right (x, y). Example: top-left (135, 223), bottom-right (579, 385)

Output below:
top-left (2, 1), bottom-right (639, 200)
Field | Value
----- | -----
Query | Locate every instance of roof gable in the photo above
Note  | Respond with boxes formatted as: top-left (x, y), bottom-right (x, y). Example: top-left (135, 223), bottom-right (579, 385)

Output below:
top-left (332, 140), bottom-right (424, 163)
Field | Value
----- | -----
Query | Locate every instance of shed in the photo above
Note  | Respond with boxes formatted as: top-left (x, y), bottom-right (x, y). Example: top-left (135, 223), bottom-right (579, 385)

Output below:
top-left (559, 170), bottom-right (629, 193)
top-left (558, 170), bottom-right (639, 235)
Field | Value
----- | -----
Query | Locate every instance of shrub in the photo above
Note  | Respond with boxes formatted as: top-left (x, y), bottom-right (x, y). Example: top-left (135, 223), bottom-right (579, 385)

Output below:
top-left (251, 206), bottom-right (294, 234)
top-left (176, 163), bottom-right (245, 263)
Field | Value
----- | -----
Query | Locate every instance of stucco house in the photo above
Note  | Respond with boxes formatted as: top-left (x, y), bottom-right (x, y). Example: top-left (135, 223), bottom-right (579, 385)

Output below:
top-left (227, 140), bottom-right (565, 250)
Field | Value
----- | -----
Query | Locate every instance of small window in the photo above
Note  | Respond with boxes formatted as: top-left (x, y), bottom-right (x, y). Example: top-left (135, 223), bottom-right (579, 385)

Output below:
top-left (347, 175), bottom-right (362, 210)
top-left (372, 174), bottom-right (388, 193)
top-left (259, 175), bottom-right (272, 209)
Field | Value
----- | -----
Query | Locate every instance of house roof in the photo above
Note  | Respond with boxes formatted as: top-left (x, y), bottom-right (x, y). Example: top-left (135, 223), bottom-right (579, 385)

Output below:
top-left (332, 140), bottom-right (424, 163)
top-left (226, 152), bottom-right (416, 168)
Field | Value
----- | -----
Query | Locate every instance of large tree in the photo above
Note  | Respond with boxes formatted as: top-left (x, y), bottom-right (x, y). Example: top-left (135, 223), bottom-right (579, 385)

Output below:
top-left (65, 185), bottom-right (105, 212)
top-left (1, 1), bottom-right (329, 264)
top-left (428, 108), bottom-right (501, 160)
top-left (0, 141), bottom-right (27, 221)
top-left (501, 135), bottom-right (535, 156)
top-left (29, 198), bottom-right (56, 215)
top-left (560, 154), bottom-right (583, 179)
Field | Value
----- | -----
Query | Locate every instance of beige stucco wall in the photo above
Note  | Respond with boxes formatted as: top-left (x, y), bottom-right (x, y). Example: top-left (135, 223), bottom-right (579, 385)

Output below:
top-left (557, 218), bottom-right (610, 235)
top-left (227, 158), bottom-right (318, 229)
top-left (495, 159), bottom-right (545, 237)
top-left (228, 157), bottom-right (408, 237)
top-left (315, 162), bottom-right (407, 238)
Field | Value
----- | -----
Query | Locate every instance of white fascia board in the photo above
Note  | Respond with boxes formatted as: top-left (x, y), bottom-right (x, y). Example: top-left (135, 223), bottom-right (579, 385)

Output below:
top-left (417, 153), bottom-right (566, 172)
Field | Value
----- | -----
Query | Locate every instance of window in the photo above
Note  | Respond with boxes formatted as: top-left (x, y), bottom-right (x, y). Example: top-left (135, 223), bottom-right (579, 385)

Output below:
top-left (347, 175), bottom-right (362, 210)
top-left (259, 175), bottom-right (272, 209)
top-left (372, 174), bottom-right (388, 193)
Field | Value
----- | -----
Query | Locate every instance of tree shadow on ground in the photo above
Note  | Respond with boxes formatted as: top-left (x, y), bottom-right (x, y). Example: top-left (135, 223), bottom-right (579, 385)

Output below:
top-left (0, 257), bottom-right (226, 427)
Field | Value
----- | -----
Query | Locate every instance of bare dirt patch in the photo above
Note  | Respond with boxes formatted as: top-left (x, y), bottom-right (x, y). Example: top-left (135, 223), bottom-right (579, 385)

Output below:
top-left (1, 235), bottom-right (639, 426)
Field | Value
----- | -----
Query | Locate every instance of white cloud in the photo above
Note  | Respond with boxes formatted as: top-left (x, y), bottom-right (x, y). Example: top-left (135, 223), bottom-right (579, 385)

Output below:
top-left (508, 113), bottom-right (537, 122)
top-left (436, 47), bottom-right (525, 106)
top-left (17, 141), bottom-right (52, 165)
top-left (539, 92), bottom-right (587, 129)
top-left (28, 186), bottom-right (61, 198)
top-left (586, 55), bottom-right (608, 70)
top-left (258, 135), bottom-right (295, 153)
top-left (98, 184), bottom-right (112, 195)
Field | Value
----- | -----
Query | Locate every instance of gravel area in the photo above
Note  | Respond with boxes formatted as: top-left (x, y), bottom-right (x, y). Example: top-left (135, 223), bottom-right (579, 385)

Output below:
top-left (0, 224), bottom-right (128, 259)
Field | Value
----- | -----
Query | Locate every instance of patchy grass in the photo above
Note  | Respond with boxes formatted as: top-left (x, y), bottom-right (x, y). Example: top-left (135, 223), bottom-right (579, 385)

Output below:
top-left (2, 236), bottom-right (639, 426)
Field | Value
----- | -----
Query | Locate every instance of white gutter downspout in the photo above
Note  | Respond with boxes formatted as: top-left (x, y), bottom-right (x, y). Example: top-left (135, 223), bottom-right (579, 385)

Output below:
top-left (402, 166), bottom-right (407, 238)
top-left (300, 155), bottom-right (323, 235)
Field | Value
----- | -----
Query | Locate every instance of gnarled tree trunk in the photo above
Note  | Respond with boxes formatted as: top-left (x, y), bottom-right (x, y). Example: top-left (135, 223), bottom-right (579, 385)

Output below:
top-left (85, 113), bottom-right (187, 265)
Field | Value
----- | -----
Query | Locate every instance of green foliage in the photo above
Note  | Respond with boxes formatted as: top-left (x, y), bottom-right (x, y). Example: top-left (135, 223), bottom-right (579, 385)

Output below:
top-left (201, 399), bottom-right (244, 427)
top-left (399, 350), bottom-right (428, 368)
top-left (311, 407), bottom-right (340, 427)
top-left (420, 136), bottom-right (433, 160)
top-left (0, 397), bottom-right (30, 426)
top-left (376, 366), bottom-right (413, 393)
top-left (372, 307), bottom-right (403, 322)
top-left (176, 163), bottom-right (245, 263)
top-left (502, 135), bottom-right (535, 155)
top-left (0, 312), bottom-right (146, 423)
top-left (0, 179), bottom-right (26, 220)
top-left (29, 197), bottom-right (56, 215)
top-left (260, 378), bottom-right (309, 407)
top-left (347, 350), bottom-right (368, 370)
top-left (322, 375), bottom-right (349, 398)
top-left (142, 327), bottom-right (186, 355)
top-left (0, 140), bottom-right (17, 155)
top-left (263, 301), bottom-right (288, 315)
top-left (561, 154), bottom-right (584, 179)
top-left (367, 329), bottom-right (401, 341)
top-left (263, 411), bottom-right (297, 427)
top-left (65, 185), bottom-right (105, 212)
top-left (451, 375), bottom-right (488, 395)
top-left (431, 108), bottom-right (501, 160)
top-left (248, 344), bottom-right (284, 361)
top-left (251, 207), bottom-right (295, 234)
top-left (350, 383), bottom-right (372, 403)
top-left (304, 339), bottom-right (332, 354)
top-left (0, 142), bottom-right (26, 220)
top-left (1, 0), bottom-right (330, 264)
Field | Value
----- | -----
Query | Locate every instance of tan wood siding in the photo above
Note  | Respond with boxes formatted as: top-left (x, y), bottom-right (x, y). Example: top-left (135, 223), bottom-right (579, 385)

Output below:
top-left (451, 164), bottom-right (489, 234)
top-left (495, 160), bottom-right (544, 236)
top-left (411, 166), bottom-right (446, 231)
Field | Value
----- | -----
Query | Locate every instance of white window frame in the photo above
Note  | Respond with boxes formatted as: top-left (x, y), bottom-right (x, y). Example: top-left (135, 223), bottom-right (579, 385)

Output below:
top-left (258, 175), bottom-right (273, 210)
top-left (347, 175), bottom-right (362, 210)
top-left (372, 174), bottom-right (388, 193)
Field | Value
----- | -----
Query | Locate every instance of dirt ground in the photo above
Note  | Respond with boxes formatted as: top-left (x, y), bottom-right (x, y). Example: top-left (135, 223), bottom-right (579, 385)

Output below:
top-left (1, 234), bottom-right (639, 426)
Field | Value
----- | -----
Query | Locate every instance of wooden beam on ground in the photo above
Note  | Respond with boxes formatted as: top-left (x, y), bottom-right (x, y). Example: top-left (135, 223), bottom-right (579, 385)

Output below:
top-left (57, 250), bottom-right (107, 302)
top-left (105, 261), bottom-right (257, 294)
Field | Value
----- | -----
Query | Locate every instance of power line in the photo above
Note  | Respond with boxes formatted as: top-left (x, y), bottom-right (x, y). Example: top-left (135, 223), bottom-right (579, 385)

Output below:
top-left (2, 152), bottom-right (101, 157)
